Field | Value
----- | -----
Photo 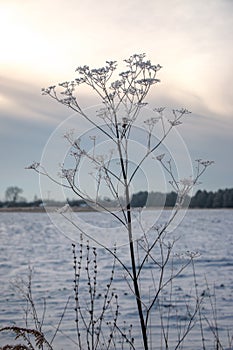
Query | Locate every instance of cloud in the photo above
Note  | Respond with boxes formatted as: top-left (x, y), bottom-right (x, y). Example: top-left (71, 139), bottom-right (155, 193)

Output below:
top-left (1, 0), bottom-right (233, 122)
top-left (0, 76), bottom-right (94, 127)
top-left (0, 0), bottom-right (232, 198)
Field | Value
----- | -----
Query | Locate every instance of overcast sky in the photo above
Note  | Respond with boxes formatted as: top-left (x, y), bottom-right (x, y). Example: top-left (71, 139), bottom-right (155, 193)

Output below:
top-left (0, 0), bottom-right (233, 201)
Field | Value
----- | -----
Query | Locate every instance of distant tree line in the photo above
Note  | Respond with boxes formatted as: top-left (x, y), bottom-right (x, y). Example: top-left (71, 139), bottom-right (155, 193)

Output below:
top-left (0, 186), bottom-right (89, 208)
top-left (190, 188), bottom-right (233, 208)
top-left (130, 191), bottom-right (181, 208)
top-left (130, 188), bottom-right (233, 208)
top-left (1, 186), bottom-right (233, 209)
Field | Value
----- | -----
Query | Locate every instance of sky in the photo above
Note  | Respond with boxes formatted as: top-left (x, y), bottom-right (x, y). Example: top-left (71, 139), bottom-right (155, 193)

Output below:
top-left (0, 0), bottom-right (233, 201)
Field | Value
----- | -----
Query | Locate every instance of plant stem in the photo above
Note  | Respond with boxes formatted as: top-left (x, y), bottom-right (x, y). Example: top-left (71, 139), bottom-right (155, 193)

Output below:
top-left (125, 186), bottom-right (148, 349)
top-left (129, 229), bottom-right (148, 349)
top-left (115, 110), bottom-right (148, 348)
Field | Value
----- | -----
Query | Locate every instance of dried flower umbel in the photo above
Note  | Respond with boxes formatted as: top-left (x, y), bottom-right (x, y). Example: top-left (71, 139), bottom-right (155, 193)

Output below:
top-left (26, 54), bottom-right (216, 349)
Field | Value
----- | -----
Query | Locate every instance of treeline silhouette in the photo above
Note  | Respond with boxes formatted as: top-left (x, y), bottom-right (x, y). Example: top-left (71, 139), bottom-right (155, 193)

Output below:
top-left (131, 188), bottom-right (233, 208)
top-left (1, 188), bottom-right (233, 209)
top-left (190, 188), bottom-right (233, 208)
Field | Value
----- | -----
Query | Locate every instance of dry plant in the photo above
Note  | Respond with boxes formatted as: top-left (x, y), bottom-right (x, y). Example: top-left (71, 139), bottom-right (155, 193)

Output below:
top-left (0, 268), bottom-right (67, 350)
top-left (72, 237), bottom-right (135, 349)
top-left (21, 53), bottom-right (220, 349)
top-left (0, 326), bottom-right (52, 350)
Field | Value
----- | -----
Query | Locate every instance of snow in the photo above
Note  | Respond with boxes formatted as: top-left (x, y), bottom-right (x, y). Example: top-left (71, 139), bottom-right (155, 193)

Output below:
top-left (0, 209), bottom-right (232, 349)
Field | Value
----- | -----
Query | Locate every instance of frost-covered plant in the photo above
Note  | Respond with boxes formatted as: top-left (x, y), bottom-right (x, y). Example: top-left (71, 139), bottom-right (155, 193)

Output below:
top-left (25, 54), bottom-right (215, 349)
top-left (72, 238), bottom-right (135, 350)
top-left (0, 269), bottom-right (58, 350)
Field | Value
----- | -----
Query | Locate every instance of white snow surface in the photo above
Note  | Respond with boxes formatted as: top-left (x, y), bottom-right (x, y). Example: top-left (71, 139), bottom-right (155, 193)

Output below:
top-left (0, 209), bottom-right (232, 349)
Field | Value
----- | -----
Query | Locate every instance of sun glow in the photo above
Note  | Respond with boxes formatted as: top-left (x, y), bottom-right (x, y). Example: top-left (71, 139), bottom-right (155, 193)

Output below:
top-left (0, 4), bottom-right (60, 79)
top-left (0, 6), bottom-right (30, 63)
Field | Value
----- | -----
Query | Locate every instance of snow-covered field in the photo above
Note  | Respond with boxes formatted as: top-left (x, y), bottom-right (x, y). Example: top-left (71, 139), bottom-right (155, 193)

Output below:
top-left (0, 209), bottom-right (232, 349)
